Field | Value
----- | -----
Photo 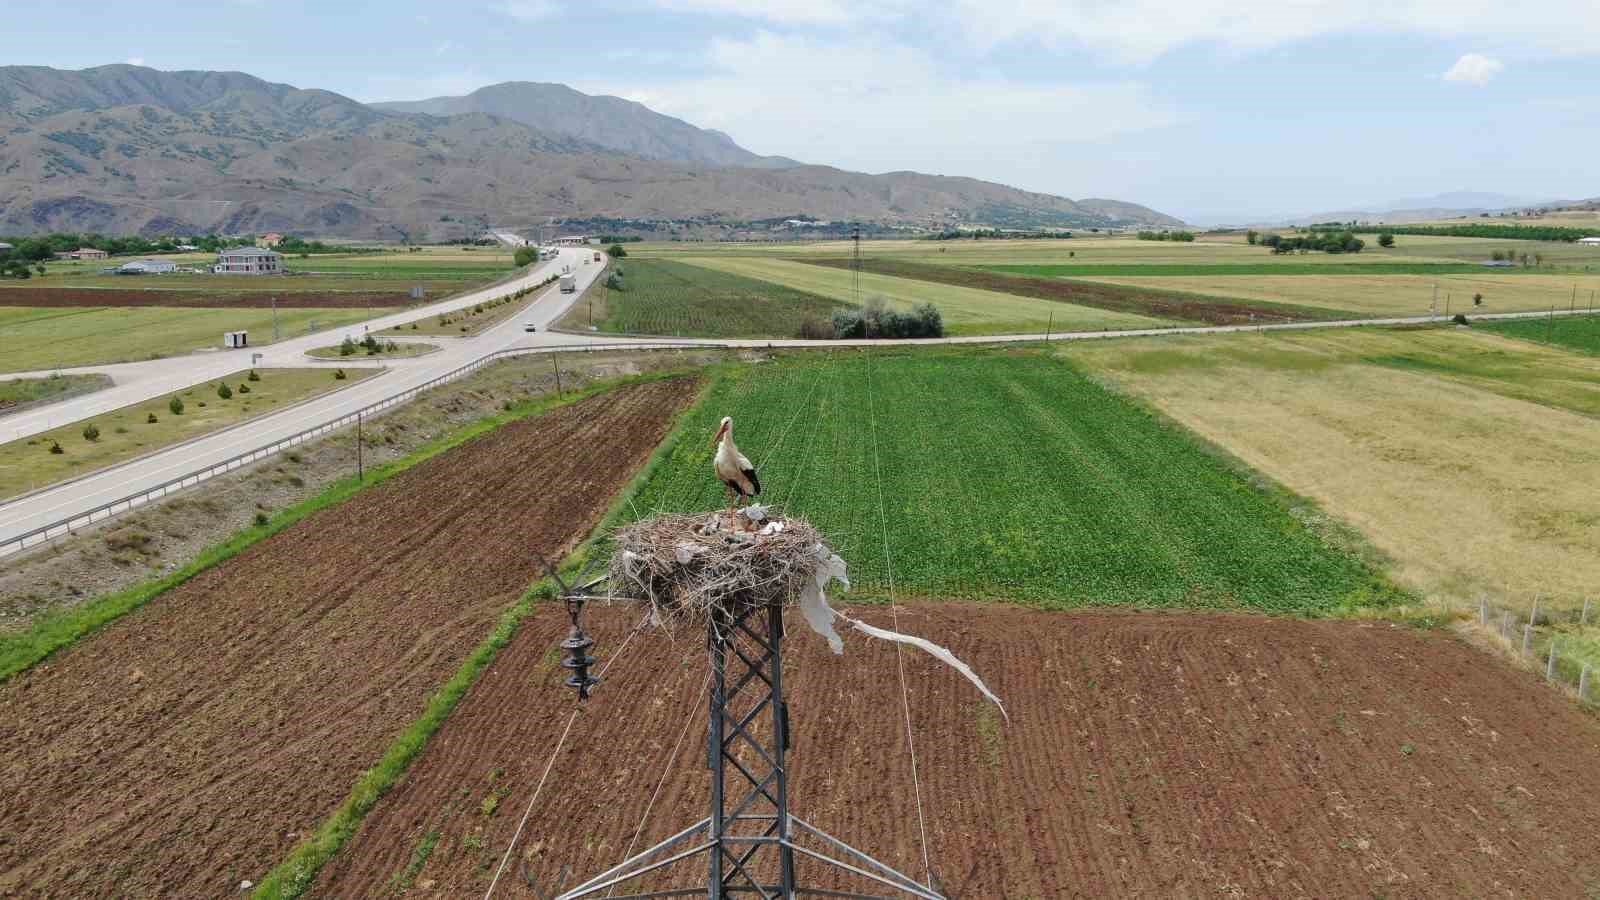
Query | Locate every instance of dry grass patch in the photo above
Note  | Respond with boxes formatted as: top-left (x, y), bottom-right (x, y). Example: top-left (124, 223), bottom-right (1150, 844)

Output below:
top-left (1070, 327), bottom-right (1600, 614)
top-left (1078, 273), bottom-right (1600, 317)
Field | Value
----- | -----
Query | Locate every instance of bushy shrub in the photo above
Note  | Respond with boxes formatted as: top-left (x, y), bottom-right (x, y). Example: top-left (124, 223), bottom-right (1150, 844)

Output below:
top-left (831, 299), bottom-right (944, 339)
top-left (334, 368), bottom-right (347, 380)
top-left (339, 336), bottom-right (357, 356)
top-left (49, 440), bottom-right (63, 454)
top-left (217, 382), bottom-right (233, 400)
top-left (169, 395), bottom-right (184, 416)
top-left (247, 369), bottom-right (261, 382)
top-left (831, 308), bottom-right (866, 339)
top-left (796, 317), bottom-right (833, 340)
top-left (1452, 313), bottom-right (1469, 325)
top-left (146, 412), bottom-right (158, 424)
top-left (82, 424), bottom-right (100, 441)
top-left (238, 383), bottom-right (250, 394)
top-left (254, 511), bottom-right (270, 526)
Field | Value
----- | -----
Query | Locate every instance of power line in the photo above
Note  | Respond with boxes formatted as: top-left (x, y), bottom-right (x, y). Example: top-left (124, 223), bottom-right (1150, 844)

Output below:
top-left (484, 612), bottom-right (651, 900)
top-left (864, 352), bottom-right (935, 889)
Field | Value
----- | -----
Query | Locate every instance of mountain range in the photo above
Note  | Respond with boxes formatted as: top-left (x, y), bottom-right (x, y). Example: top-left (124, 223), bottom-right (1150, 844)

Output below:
top-left (0, 64), bottom-right (1182, 239)
top-left (1274, 191), bottom-right (1577, 227)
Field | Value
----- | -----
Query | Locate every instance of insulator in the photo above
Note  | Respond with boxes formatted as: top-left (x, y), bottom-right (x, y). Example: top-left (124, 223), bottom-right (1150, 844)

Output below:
top-left (561, 624), bottom-right (600, 700)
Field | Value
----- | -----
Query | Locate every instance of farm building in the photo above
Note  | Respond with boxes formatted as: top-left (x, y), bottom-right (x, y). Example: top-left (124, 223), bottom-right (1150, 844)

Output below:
top-left (215, 247), bottom-right (283, 275)
top-left (54, 247), bottom-right (109, 260)
top-left (553, 235), bottom-right (591, 245)
top-left (0, 242), bottom-right (13, 252)
top-left (258, 232), bottom-right (285, 247)
top-left (116, 259), bottom-right (177, 275)
top-left (1579, 236), bottom-right (1600, 245)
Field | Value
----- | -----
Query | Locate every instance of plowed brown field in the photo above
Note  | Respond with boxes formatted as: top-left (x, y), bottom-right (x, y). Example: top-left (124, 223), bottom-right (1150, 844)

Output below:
top-left (0, 378), bottom-right (698, 899)
top-left (0, 287), bottom-right (416, 308)
top-left (316, 605), bottom-right (1600, 899)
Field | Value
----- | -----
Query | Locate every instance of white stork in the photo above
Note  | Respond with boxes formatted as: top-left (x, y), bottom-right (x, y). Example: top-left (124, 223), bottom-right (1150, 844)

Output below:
top-left (712, 416), bottom-right (761, 511)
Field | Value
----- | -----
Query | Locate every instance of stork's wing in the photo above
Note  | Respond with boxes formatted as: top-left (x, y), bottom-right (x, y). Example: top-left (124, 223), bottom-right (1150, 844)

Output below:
top-left (743, 467), bottom-right (761, 496)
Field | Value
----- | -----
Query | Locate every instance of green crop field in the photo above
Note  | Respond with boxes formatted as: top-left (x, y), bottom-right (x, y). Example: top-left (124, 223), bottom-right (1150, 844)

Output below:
top-left (1482, 314), bottom-right (1600, 355)
top-left (675, 257), bottom-right (1175, 335)
top-left (0, 373), bottom-right (106, 411)
top-left (628, 348), bottom-right (1395, 611)
top-left (557, 259), bottom-right (850, 337)
top-left (0, 307), bottom-right (378, 372)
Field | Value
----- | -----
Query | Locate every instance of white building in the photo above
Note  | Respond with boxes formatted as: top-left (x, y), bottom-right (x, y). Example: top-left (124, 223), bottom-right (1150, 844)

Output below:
top-left (0, 242), bottom-right (13, 252)
top-left (117, 258), bottom-right (177, 274)
top-left (215, 247), bottom-right (283, 275)
top-left (553, 235), bottom-right (590, 246)
top-left (1579, 236), bottom-right (1600, 246)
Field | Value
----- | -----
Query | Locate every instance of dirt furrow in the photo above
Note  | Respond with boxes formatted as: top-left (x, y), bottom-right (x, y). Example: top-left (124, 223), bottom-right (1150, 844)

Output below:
top-left (0, 378), bottom-right (699, 898)
top-left (313, 604), bottom-right (1600, 898)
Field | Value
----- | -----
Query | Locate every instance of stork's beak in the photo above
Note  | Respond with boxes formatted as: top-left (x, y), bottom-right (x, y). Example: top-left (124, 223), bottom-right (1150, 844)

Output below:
top-left (712, 422), bottom-right (727, 446)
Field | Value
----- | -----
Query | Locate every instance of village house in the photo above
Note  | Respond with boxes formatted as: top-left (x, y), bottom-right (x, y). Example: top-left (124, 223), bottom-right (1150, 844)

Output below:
top-left (53, 247), bottom-right (109, 260)
top-left (116, 258), bottom-right (178, 275)
top-left (258, 232), bottom-right (285, 248)
top-left (215, 247), bottom-right (283, 274)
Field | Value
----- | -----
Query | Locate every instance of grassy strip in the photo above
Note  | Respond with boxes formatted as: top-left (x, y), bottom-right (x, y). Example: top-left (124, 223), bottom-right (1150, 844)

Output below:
top-left (250, 375), bottom-right (710, 899)
top-left (1480, 314), bottom-right (1600, 356)
top-left (0, 362), bottom-right (696, 685)
top-left (980, 262), bottom-right (1487, 277)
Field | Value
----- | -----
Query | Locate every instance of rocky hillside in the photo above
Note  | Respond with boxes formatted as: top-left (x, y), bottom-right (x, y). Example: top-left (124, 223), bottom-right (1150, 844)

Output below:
top-left (0, 65), bottom-right (1183, 237)
top-left (374, 81), bottom-right (800, 170)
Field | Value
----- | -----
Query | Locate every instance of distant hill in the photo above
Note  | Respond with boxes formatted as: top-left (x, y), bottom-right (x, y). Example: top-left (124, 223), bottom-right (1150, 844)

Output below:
top-left (373, 81), bottom-right (801, 170)
top-left (0, 64), bottom-right (1183, 238)
top-left (1280, 190), bottom-right (1576, 226)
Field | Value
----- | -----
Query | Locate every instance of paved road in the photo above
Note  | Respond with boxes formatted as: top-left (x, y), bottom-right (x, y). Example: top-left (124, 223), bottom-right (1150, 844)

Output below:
top-left (1, 257), bottom-right (1592, 555)
top-left (0, 248), bottom-right (611, 550)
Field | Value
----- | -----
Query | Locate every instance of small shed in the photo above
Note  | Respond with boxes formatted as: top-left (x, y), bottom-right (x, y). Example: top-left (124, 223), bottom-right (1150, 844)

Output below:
top-left (223, 330), bottom-right (250, 348)
top-left (1579, 237), bottom-right (1600, 246)
top-left (118, 258), bottom-right (177, 275)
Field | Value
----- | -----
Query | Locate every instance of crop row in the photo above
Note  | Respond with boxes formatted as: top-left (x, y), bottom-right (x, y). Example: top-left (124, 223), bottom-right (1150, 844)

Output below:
top-left (592, 259), bottom-right (847, 338)
top-left (627, 348), bottom-right (1397, 612)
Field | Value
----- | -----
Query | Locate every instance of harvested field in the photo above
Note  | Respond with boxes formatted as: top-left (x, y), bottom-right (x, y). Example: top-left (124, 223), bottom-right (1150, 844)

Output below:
top-left (315, 603), bottom-right (1600, 898)
top-left (1079, 273), bottom-right (1600, 318)
top-left (806, 257), bottom-right (1347, 324)
top-left (0, 287), bottom-right (419, 308)
top-left (0, 378), bottom-right (699, 898)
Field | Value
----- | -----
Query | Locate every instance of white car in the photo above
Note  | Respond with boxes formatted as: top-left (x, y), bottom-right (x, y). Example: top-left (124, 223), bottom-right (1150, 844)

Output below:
top-left (523, 322), bottom-right (538, 332)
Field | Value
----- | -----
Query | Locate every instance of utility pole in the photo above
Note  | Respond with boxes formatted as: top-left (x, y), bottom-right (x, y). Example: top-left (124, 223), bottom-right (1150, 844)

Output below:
top-left (1548, 306), bottom-right (1556, 343)
top-left (552, 354), bottom-right (563, 399)
top-left (1045, 311), bottom-right (1053, 343)
top-left (356, 412), bottom-right (364, 482)
top-left (852, 225), bottom-right (862, 309)
top-left (271, 294), bottom-right (280, 342)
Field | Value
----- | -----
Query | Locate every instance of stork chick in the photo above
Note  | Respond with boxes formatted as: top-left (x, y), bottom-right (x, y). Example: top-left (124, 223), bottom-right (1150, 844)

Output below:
top-left (712, 416), bottom-right (761, 513)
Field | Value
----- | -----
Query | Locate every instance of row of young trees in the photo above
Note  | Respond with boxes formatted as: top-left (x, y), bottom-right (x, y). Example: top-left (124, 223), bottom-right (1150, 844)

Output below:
top-left (1136, 230), bottom-right (1196, 242)
top-left (1246, 228), bottom-right (1382, 253)
top-left (1344, 223), bottom-right (1596, 242)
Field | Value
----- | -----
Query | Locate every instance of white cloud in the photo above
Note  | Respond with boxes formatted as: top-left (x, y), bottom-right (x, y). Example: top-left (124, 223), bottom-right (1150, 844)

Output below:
top-left (127, 56), bottom-right (145, 66)
top-left (583, 33), bottom-right (1175, 192)
top-left (1443, 52), bottom-right (1504, 85)
top-left (497, 0), bottom-right (557, 21)
top-left (648, 0), bottom-right (863, 25)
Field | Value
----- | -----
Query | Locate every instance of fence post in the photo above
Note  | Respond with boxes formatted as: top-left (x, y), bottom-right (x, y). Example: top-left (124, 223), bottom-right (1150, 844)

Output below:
top-left (1501, 611), bottom-right (1511, 640)
top-left (1581, 664), bottom-right (1591, 701)
top-left (1530, 595), bottom-right (1540, 627)
top-left (1547, 640), bottom-right (1558, 680)
top-left (1479, 596), bottom-right (1488, 626)
top-left (1521, 624), bottom-right (1533, 657)
top-left (1584, 598), bottom-right (1592, 627)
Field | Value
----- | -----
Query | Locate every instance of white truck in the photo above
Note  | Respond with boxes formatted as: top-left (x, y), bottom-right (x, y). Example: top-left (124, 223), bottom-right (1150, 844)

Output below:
top-left (560, 273), bottom-right (577, 293)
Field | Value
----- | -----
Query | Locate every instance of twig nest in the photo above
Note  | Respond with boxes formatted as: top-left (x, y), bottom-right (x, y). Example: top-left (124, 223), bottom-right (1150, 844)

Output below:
top-left (610, 508), bottom-right (831, 627)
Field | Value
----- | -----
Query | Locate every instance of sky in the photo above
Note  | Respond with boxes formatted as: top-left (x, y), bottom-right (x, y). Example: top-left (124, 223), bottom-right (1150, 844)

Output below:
top-left (11, 0), bottom-right (1600, 223)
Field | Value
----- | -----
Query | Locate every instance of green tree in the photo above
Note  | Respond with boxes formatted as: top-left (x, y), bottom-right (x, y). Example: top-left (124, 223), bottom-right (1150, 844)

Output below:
top-left (82, 423), bottom-right (100, 442)
top-left (1377, 232), bottom-right (1395, 248)
top-left (606, 243), bottom-right (628, 259)
top-left (1246, 229), bottom-right (1259, 245)
top-left (339, 336), bottom-right (357, 357)
top-left (217, 382), bottom-right (233, 399)
top-left (169, 395), bottom-right (185, 416)
top-left (514, 247), bottom-right (536, 267)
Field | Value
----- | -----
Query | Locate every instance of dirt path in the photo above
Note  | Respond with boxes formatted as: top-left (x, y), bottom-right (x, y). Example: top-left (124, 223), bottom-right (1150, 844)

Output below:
top-left (316, 605), bottom-right (1600, 898)
top-left (0, 378), bottom-right (698, 898)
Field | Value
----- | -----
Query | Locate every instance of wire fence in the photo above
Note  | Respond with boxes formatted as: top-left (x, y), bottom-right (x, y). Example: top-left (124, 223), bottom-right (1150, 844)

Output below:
top-left (1475, 594), bottom-right (1596, 704)
top-left (0, 341), bottom-right (728, 560)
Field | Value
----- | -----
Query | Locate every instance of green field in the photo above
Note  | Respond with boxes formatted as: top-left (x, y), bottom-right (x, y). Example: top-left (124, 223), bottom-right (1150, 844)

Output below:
top-left (558, 258), bottom-right (850, 337)
top-left (0, 307), bottom-right (379, 372)
top-left (984, 262), bottom-right (1487, 276)
top-left (0, 373), bottom-right (107, 412)
top-left (0, 367), bottom-right (379, 501)
top-left (1077, 273), bottom-right (1600, 318)
top-left (628, 349), bottom-right (1395, 611)
top-left (1481, 313), bottom-right (1600, 355)
top-left (676, 257), bottom-right (1174, 335)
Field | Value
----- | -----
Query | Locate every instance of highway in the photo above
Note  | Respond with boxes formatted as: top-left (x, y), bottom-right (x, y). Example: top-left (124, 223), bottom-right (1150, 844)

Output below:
top-left (0, 247), bottom-right (613, 552)
top-left (0, 246), bottom-right (1592, 557)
